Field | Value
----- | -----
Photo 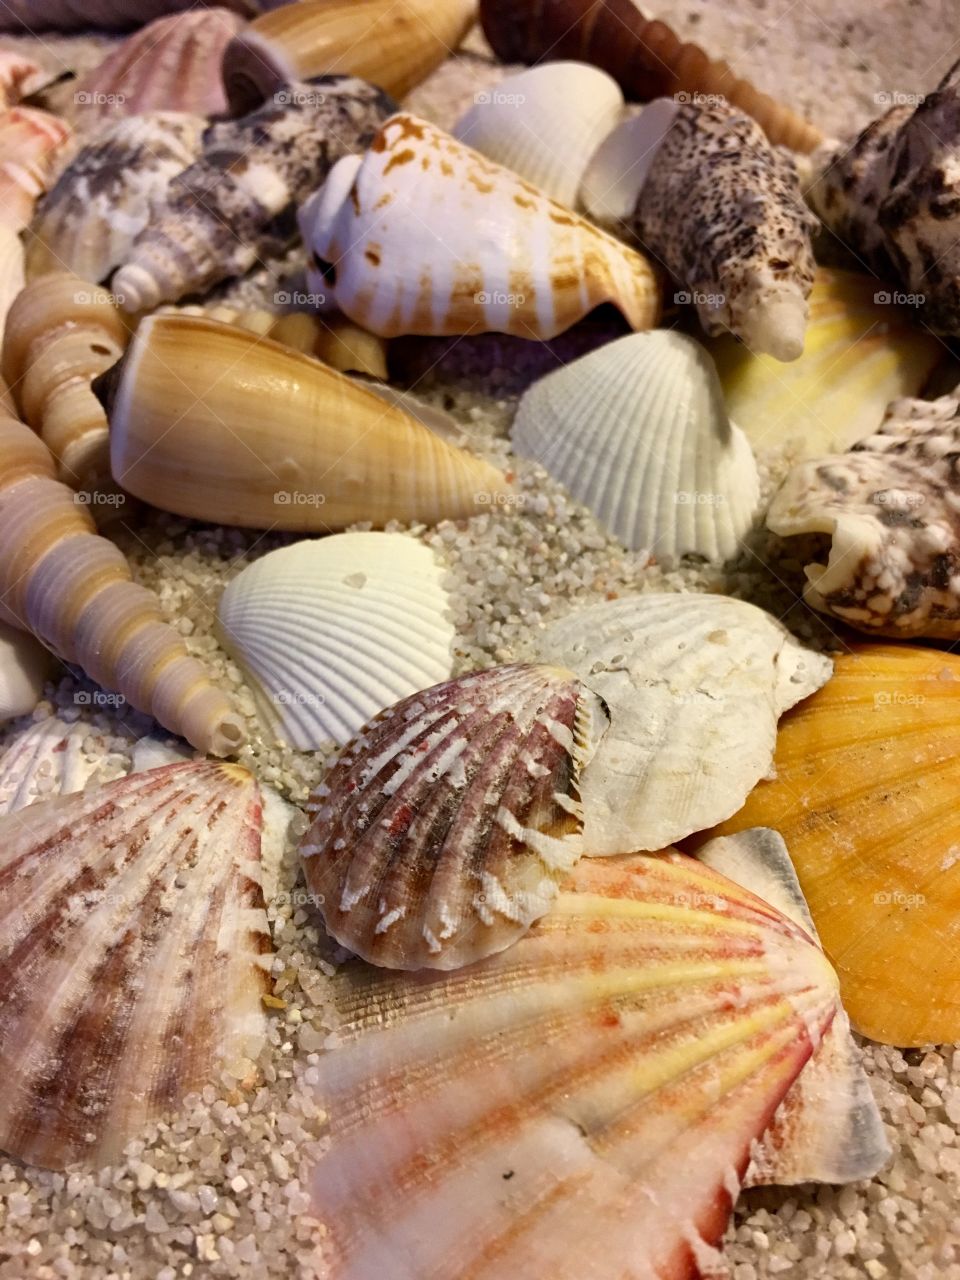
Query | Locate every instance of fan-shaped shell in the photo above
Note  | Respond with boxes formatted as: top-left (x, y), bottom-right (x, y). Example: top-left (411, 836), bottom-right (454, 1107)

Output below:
top-left (537, 593), bottom-right (833, 855)
top-left (300, 664), bottom-right (607, 970)
top-left (453, 62), bottom-right (623, 209)
top-left (0, 106), bottom-right (73, 234)
top-left (307, 849), bottom-right (840, 1278)
top-left (0, 716), bottom-right (108, 816)
top-left (0, 760), bottom-right (273, 1170)
top-left (217, 533), bottom-right (455, 749)
top-left (0, 621), bottom-right (53, 724)
top-left (512, 330), bottom-right (760, 562)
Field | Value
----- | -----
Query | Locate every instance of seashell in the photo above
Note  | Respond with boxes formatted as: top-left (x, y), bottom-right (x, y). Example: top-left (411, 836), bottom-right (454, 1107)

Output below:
top-left (0, 0), bottom-right (272, 33)
top-left (511, 330), bottom-right (760, 561)
top-left (100, 312), bottom-right (509, 530)
top-left (0, 228), bottom-right (25, 355)
top-left (0, 412), bottom-right (246, 756)
top-left (537, 592), bottom-right (833, 855)
top-left (714, 644), bottom-right (960, 1046)
top-left (111, 77), bottom-right (394, 313)
top-left (710, 268), bottom-right (943, 458)
top-left (300, 664), bottom-right (605, 970)
top-left (453, 62), bottom-right (624, 209)
top-left (25, 112), bottom-right (206, 285)
top-left (0, 106), bottom-right (73, 233)
top-left (0, 717), bottom-right (107, 817)
top-left (72, 10), bottom-right (245, 128)
top-left (222, 0), bottom-right (476, 115)
top-left (299, 113), bottom-right (661, 340)
top-left (0, 51), bottom-right (51, 107)
top-left (217, 533), bottom-right (455, 750)
top-left (767, 394), bottom-right (960, 639)
top-left (479, 0), bottom-right (824, 152)
top-left (0, 760), bottom-right (272, 1169)
top-left (0, 621), bottom-right (54, 724)
top-left (307, 848), bottom-right (842, 1277)
top-left (582, 98), bottom-right (817, 360)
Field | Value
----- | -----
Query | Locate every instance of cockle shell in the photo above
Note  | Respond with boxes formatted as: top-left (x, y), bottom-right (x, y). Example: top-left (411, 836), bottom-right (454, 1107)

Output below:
top-left (709, 268), bottom-right (943, 458)
top-left (0, 0), bottom-right (271, 32)
top-left (111, 77), bottom-right (394, 313)
top-left (300, 664), bottom-right (607, 970)
top-left (222, 0), bottom-right (477, 115)
top-left (714, 644), bottom-right (960, 1046)
top-left (453, 62), bottom-right (624, 209)
top-left (537, 593), bottom-right (833, 855)
top-left (583, 98), bottom-right (817, 360)
top-left (767, 395), bottom-right (960, 638)
top-left (0, 760), bottom-right (272, 1170)
top-left (0, 717), bottom-right (107, 817)
top-left (26, 112), bottom-right (206, 285)
top-left (307, 848), bottom-right (841, 1278)
top-left (0, 621), bottom-right (54, 724)
top-left (299, 112), bottom-right (661, 340)
top-left (0, 106), bottom-right (73, 233)
top-left (0, 51), bottom-right (50, 107)
top-left (479, 0), bottom-right (824, 153)
top-left (511, 330), bottom-right (760, 562)
top-left (100, 312), bottom-right (509, 529)
top-left (217, 533), bottom-right (455, 749)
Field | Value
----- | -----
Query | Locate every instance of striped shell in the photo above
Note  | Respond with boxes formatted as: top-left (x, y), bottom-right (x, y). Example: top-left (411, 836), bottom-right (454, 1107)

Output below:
top-left (300, 664), bottom-right (607, 970)
top-left (0, 106), bottom-right (73, 233)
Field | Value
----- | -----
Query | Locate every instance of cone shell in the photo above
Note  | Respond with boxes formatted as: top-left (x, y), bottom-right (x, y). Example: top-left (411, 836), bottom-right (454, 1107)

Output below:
top-left (453, 63), bottom-right (623, 209)
top-left (0, 106), bottom-right (73, 233)
top-left (0, 716), bottom-right (107, 816)
top-left (300, 664), bottom-right (606, 970)
top-left (512, 330), bottom-right (760, 561)
top-left (537, 593), bottom-right (833, 854)
top-left (222, 0), bottom-right (476, 115)
top-left (0, 621), bottom-right (54, 724)
top-left (103, 313), bottom-right (509, 530)
top-left (0, 0), bottom-right (269, 33)
top-left (710, 269), bottom-right (943, 457)
top-left (0, 760), bottom-right (272, 1169)
top-left (308, 850), bottom-right (840, 1277)
top-left (299, 112), bottom-right (661, 340)
top-left (218, 533), bottom-right (454, 750)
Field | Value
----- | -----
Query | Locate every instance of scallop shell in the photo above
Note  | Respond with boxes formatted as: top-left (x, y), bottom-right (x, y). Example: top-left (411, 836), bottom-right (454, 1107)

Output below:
top-left (217, 533), bottom-right (456, 749)
top-left (0, 0), bottom-right (267, 33)
top-left (0, 717), bottom-right (110, 817)
top-left (0, 760), bottom-right (273, 1170)
top-left (710, 269), bottom-right (943, 457)
top-left (300, 664), bottom-right (607, 970)
top-left (25, 112), bottom-right (206, 284)
top-left (307, 848), bottom-right (841, 1277)
top-left (537, 593), bottom-right (833, 855)
top-left (0, 106), bottom-right (73, 233)
top-left (453, 62), bottom-right (624, 209)
top-left (512, 330), bottom-right (760, 562)
top-left (299, 112), bottom-right (661, 340)
top-left (715, 644), bottom-right (960, 1046)
top-left (0, 622), bottom-right (54, 724)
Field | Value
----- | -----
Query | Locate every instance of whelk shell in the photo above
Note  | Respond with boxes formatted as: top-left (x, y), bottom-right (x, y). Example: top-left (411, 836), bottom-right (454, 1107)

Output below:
top-left (0, 621), bottom-right (54, 724)
top-left (217, 533), bottom-right (455, 750)
top-left (0, 760), bottom-right (272, 1170)
top-left (300, 664), bottom-right (606, 970)
top-left (0, 106), bottom-right (73, 233)
top-left (511, 330), bottom-right (760, 562)
top-left (299, 112), bottom-right (661, 340)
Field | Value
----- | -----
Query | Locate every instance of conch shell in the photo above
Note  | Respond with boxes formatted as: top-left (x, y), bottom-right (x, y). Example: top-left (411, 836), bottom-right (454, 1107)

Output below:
top-left (299, 113), bottom-right (661, 339)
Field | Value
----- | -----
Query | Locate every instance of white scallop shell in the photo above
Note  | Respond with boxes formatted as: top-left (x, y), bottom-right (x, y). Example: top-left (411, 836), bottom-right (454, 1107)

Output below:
top-left (512, 330), bottom-right (761, 562)
top-left (453, 62), bottom-right (624, 209)
top-left (0, 620), bottom-right (52, 724)
top-left (537, 592), bottom-right (833, 854)
top-left (0, 716), bottom-right (107, 816)
top-left (217, 533), bottom-right (455, 750)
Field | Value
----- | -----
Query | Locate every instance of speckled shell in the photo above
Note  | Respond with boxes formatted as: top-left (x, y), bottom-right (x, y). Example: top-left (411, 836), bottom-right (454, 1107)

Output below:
top-left (512, 330), bottom-right (760, 562)
top-left (0, 621), bottom-right (53, 724)
top-left (307, 849), bottom-right (841, 1278)
top-left (0, 106), bottom-right (73, 233)
top-left (0, 761), bottom-right (272, 1170)
top-left (537, 593), bottom-right (833, 854)
top-left (0, 717), bottom-right (107, 817)
top-left (111, 77), bottom-right (394, 313)
top-left (768, 395), bottom-right (960, 638)
top-left (0, 0), bottom-right (270, 33)
top-left (300, 664), bottom-right (607, 970)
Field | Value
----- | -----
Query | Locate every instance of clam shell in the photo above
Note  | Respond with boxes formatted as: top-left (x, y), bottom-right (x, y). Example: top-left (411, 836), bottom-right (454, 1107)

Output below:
top-left (715, 644), bottom-right (960, 1047)
top-left (300, 664), bottom-right (607, 970)
top-left (0, 760), bottom-right (272, 1170)
top-left (0, 717), bottom-right (111, 816)
top-left (537, 593), bottom-right (833, 854)
top-left (512, 330), bottom-right (760, 562)
top-left (299, 112), bottom-right (661, 340)
top-left (307, 849), bottom-right (841, 1277)
top-left (0, 106), bottom-right (73, 233)
top-left (453, 62), bottom-right (623, 208)
top-left (217, 533), bottom-right (456, 749)
top-left (0, 621), bottom-right (53, 724)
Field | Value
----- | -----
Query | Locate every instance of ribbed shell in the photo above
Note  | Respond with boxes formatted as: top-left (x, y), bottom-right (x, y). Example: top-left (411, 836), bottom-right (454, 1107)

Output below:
top-left (0, 760), bottom-right (272, 1170)
top-left (307, 851), bottom-right (840, 1279)
top-left (0, 622), bottom-right (53, 724)
top-left (0, 106), bottom-right (73, 233)
top-left (537, 593), bottom-right (833, 854)
top-left (0, 717), bottom-right (107, 816)
top-left (218, 534), bottom-right (455, 749)
top-left (300, 664), bottom-right (606, 970)
top-left (0, 0), bottom-right (267, 32)
top-left (299, 112), bottom-right (660, 340)
top-left (512, 330), bottom-right (760, 562)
